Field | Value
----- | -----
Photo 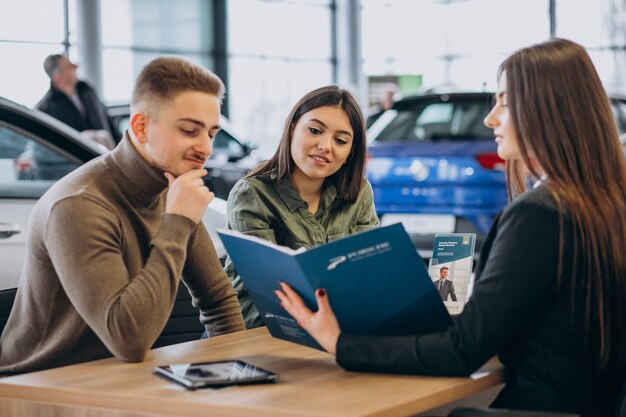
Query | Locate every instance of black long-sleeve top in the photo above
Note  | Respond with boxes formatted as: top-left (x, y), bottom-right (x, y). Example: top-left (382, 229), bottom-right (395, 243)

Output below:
top-left (337, 186), bottom-right (623, 417)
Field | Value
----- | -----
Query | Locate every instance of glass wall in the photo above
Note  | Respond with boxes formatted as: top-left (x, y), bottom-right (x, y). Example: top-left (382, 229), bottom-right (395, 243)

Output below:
top-left (361, 0), bottom-right (626, 104)
top-left (100, 0), bottom-right (214, 104)
top-left (556, 0), bottom-right (626, 87)
top-left (227, 0), bottom-right (333, 154)
top-left (0, 0), bottom-right (216, 107)
top-left (2, 0), bottom-right (626, 135)
top-left (361, 0), bottom-right (549, 96)
top-left (0, 0), bottom-right (69, 106)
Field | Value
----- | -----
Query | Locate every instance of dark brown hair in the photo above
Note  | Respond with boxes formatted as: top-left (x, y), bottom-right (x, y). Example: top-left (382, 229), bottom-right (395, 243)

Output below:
top-left (501, 38), bottom-right (626, 369)
top-left (131, 56), bottom-right (225, 114)
top-left (247, 85), bottom-right (367, 203)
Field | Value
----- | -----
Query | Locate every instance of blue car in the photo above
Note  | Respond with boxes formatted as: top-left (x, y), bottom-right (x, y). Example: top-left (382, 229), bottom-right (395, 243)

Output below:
top-left (367, 90), bottom-right (626, 257)
top-left (366, 91), bottom-right (507, 256)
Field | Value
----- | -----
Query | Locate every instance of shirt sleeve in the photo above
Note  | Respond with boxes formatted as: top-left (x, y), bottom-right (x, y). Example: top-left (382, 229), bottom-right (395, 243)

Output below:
top-left (182, 222), bottom-right (245, 336)
top-left (45, 194), bottom-right (198, 362)
top-left (226, 179), bottom-right (278, 242)
top-left (336, 196), bottom-right (561, 376)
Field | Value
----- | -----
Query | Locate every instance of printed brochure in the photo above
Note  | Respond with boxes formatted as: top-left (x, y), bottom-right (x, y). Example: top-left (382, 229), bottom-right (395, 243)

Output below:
top-left (428, 233), bottom-right (476, 315)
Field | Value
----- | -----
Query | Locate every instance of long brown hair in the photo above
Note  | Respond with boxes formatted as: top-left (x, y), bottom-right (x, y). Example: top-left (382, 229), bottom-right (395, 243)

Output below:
top-left (247, 85), bottom-right (367, 203)
top-left (501, 38), bottom-right (626, 370)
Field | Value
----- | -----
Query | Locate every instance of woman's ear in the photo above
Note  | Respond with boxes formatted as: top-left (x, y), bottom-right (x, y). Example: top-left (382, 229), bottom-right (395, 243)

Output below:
top-left (130, 112), bottom-right (148, 143)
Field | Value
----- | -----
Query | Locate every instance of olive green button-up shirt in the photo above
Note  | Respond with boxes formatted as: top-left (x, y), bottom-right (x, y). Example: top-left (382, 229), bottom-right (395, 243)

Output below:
top-left (224, 176), bottom-right (380, 328)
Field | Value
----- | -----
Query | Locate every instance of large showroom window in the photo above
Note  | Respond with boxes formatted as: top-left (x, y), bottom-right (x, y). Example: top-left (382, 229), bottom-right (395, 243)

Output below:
top-left (227, 0), bottom-right (334, 154)
top-left (2, 0), bottom-right (626, 127)
top-left (100, 0), bottom-right (215, 104)
top-left (556, 0), bottom-right (626, 87)
top-left (0, 0), bottom-right (70, 106)
top-left (361, 0), bottom-right (550, 94)
top-left (360, 0), bottom-right (626, 107)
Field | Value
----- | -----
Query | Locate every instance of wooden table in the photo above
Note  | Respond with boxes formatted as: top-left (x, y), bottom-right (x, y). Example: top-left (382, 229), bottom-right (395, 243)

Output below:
top-left (0, 328), bottom-right (504, 417)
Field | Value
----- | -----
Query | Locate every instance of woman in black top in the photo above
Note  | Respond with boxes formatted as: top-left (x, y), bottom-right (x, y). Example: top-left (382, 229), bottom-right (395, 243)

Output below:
top-left (275, 38), bottom-right (626, 417)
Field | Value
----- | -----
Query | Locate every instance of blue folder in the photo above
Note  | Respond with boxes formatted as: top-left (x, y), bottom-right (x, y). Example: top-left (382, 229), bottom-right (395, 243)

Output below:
top-left (218, 223), bottom-right (452, 350)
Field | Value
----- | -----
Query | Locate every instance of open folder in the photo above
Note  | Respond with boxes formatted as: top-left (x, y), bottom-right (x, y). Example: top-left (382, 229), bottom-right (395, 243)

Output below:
top-left (218, 224), bottom-right (452, 350)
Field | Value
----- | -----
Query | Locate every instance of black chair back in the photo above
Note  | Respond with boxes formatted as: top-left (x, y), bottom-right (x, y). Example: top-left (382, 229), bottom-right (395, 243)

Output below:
top-left (0, 288), bottom-right (17, 337)
top-left (615, 378), bottom-right (626, 417)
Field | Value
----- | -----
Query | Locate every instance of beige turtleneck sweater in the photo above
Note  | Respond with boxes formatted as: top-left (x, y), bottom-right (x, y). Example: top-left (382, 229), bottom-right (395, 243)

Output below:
top-left (0, 133), bottom-right (244, 375)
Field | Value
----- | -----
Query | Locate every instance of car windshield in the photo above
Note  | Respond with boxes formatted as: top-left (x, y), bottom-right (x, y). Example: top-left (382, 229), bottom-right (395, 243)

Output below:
top-left (374, 96), bottom-right (493, 142)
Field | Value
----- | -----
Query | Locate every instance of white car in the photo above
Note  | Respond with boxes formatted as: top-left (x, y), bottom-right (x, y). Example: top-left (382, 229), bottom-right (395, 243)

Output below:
top-left (0, 97), bottom-right (227, 292)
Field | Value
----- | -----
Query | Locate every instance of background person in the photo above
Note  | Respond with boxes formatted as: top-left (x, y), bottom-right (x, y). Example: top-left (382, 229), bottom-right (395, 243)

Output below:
top-left (225, 85), bottom-right (379, 329)
top-left (0, 56), bottom-right (245, 376)
top-left (366, 84), bottom-right (396, 128)
top-left (276, 39), bottom-right (626, 417)
top-left (36, 54), bottom-right (119, 149)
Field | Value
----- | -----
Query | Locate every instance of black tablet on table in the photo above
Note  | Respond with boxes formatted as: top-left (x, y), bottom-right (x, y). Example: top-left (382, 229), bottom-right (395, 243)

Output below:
top-left (154, 360), bottom-right (278, 390)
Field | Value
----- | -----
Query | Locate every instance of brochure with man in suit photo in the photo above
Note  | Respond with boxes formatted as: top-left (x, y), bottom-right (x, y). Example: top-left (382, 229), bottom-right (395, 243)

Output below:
top-left (429, 233), bottom-right (476, 315)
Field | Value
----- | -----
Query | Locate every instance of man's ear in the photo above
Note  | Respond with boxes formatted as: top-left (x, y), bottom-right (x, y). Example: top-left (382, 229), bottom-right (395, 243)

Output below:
top-left (130, 112), bottom-right (148, 143)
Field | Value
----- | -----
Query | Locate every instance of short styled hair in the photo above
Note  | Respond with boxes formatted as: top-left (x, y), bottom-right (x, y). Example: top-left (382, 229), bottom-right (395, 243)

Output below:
top-left (43, 54), bottom-right (64, 79)
top-left (131, 56), bottom-right (225, 115)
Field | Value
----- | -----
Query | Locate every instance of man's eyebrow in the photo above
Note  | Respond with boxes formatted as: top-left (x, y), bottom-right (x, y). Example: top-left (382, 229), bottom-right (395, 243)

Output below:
top-left (176, 118), bottom-right (221, 131)
top-left (309, 118), bottom-right (353, 138)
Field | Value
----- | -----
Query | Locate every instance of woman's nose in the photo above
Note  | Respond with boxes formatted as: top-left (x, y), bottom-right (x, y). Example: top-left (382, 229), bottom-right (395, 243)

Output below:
top-left (484, 106), bottom-right (498, 129)
top-left (317, 134), bottom-right (332, 151)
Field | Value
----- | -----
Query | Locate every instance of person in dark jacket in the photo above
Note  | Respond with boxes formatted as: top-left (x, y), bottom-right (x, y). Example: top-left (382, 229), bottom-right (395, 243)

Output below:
top-left (36, 54), bottom-right (119, 148)
top-left (275, 38), bottom-right (626, 417)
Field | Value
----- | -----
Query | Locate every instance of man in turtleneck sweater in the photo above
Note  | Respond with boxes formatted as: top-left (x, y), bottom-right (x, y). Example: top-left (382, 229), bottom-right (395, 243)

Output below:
top-left (0, 56), bottom-right (245, 375)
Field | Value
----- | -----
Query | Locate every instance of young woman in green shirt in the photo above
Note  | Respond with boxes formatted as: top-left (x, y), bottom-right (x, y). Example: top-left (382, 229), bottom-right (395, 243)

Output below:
top-left (225, 85), bottom-right (380, 328)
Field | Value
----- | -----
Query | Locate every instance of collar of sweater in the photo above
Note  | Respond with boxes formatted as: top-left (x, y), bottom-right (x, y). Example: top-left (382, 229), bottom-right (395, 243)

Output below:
top-left (108, 131), bottom-right (169, 204)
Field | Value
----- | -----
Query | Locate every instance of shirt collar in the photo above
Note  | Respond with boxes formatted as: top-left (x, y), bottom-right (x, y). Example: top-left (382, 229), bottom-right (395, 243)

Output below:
top-left (274, 178), bottom-right (339, 213)
top-left (319, 181), bottom-right (338, 212)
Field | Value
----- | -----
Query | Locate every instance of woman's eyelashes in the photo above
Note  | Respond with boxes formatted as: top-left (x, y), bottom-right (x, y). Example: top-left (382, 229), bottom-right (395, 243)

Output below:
top-left (307, 126), bottom-right (350, 145)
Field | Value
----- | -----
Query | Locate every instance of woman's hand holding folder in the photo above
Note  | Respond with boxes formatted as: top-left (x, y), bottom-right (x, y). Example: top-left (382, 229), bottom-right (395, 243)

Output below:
top-left (275, 282), bottom-right (341, 355)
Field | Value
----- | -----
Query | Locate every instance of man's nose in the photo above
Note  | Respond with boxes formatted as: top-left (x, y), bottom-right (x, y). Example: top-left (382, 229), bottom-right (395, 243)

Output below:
top-left (196, 133), bottom-right (213, 157)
